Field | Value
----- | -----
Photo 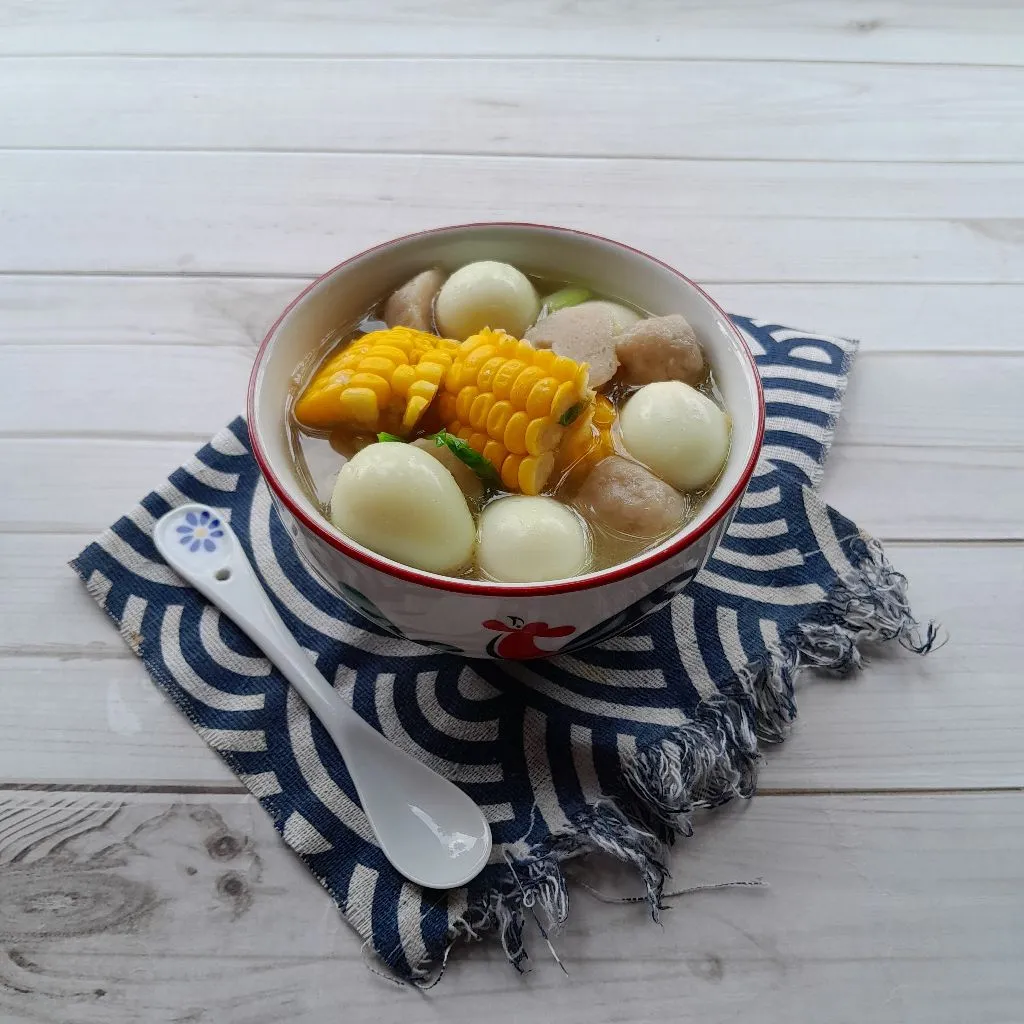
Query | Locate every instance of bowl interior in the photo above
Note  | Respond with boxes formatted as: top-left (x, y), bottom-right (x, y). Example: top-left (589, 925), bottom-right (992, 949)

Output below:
top-left (250, 224), bottom-right (762, 588)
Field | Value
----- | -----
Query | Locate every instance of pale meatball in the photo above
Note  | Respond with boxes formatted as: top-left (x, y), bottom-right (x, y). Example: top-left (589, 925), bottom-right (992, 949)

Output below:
top-left (615, 314), bottom-right (707, 387)
top-left (383, 268), bottom-right (446, 332)
top-left (525, 300), bottom-right (640, 387)
top-left (330, 442), bottom-right (475, 574)
top-left (477, 496), bottom-right (589, 583)
top-left (412, 437), bottom-right (485, 506)
top-left (435, 261), bottom-right (540, 340)
top-left (619, 381), bottom-right (730, 492)
top-left (575, 456), bottom-right (688, 540)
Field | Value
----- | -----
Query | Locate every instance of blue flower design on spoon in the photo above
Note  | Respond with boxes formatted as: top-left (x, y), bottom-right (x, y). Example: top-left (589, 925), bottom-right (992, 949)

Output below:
top-left (176, 509), bottom-right (225, 553)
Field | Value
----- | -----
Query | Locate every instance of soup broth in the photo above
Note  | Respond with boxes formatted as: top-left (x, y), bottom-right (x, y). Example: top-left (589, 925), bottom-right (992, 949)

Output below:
top-left (286, 262), bottom-right (730, 583)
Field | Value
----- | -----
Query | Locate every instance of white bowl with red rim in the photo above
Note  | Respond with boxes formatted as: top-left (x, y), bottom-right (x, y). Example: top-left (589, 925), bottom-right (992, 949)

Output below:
top-left (248, 223), bottom-right (765, 659)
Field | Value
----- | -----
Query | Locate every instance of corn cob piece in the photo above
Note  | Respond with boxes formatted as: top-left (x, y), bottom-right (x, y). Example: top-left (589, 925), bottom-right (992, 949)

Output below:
top-left (436, 328), bottom-right (593, 495)
top-left (294, 327), bottom-right (461, 434)
top-left (554, 393), bottom-right (617, 493)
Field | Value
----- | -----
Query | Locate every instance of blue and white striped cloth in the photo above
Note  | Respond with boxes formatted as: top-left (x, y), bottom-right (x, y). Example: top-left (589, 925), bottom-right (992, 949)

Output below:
top-left (73, 317), bottom-right (926, 982)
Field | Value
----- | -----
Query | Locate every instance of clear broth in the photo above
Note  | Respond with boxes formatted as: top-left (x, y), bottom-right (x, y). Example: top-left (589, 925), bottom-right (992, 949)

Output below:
top-left (287, 276), bottom-right (728, 579)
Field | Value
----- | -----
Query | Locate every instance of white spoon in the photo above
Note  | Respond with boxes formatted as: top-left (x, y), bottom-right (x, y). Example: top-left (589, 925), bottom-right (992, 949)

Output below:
top-left (154, 503), bottom-right (492, 889)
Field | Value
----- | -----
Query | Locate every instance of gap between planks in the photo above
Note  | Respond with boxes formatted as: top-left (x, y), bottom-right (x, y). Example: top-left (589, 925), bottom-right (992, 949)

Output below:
top-left (5, 146), bottom-right (1024, 167)
top-left (1, 781), bottom-right (1021, 796)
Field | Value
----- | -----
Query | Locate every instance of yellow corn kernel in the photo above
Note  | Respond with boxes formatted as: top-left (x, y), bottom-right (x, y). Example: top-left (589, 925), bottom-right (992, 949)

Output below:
top-left (338, 388), bottom-right (378, 426)
top-left (550, 355), bottom-right (578, 381)
top-left (550, 380), bottom-right (579, 421)
top-left (509, 366), bottom-right (546, 409)
top-left (525, 376), bottom-right (559, 418)
top-left (391, 362), bottom-right (416, 397)
top-left (504, 411), bottom-right (530, 455)
top-left (476, 356), bottom-right (506, 392)
top-left (486, 400), bottom-right (513, 439)
top-left (500, 454), bottom-right (523, 490)
top-left (358, 355), bottom-right (397, 376)
top-left (469, 393), bottom-right (495, 430)
top-left (403, 396), bottom-right (430, 430)
top-left (491, 359), bottom-right (526, 400)
top-left (525, 416), bottom-right (561, 456)
top-left (468, 431), bottom-right (489, 455)
top-left (294, 326), bottom-right (456, 434)
top-left (483, 439), bottom-right (505, 468)
top-left (414, 361), bottom-right (445, 386)
top-left (464, 344), bottom-right (499, 372)
top-left (455, 385), bottom-right (480, 423)
top-left (593, 393), bottom-right (617, 427)
top-left (531, 348), bottom-right (556, 373)
top-left (436, 392), bottom-right (458, 424)
top-left (496, 334), bottom-right (519, 357)
top-left (348, 372), bottom-right (391, 405)
top-left (519, 453), bottom-right (555, 496)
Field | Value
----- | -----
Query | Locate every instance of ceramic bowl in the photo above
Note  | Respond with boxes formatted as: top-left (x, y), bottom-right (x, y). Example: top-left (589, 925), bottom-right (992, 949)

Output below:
top-left (248, 223), bottom-right (764, 659)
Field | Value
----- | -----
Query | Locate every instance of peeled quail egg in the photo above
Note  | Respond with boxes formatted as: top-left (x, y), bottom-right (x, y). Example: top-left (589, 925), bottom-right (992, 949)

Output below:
top-left (619, 381), bottom-right (730, 492)
top-left (330, 442), bottom-right (475, 574)
top-left (477, 496), bottom-right (589, 583)
top-left (435, 261), bottom-right (540, 340)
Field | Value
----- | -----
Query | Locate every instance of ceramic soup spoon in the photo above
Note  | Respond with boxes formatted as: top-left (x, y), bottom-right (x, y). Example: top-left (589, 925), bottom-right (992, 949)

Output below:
top-left (154, 503), bottom-right (492, 889)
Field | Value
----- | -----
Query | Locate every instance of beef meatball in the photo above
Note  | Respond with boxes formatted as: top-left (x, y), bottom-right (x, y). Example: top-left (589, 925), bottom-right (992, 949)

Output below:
top-left (383, 268), bottom-right (446, 333)
top-left (615, 314), bottom-right (707, 387)
top-left (575, 456), bottom-right (688, 540)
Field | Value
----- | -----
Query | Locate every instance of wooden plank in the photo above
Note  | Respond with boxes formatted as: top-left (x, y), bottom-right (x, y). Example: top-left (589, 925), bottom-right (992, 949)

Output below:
top-left (762, 543), bottom-right (1024, 790)
top-left (9, 153), bottom-right (1024, 228)
top-left (5, 57), bottom-right (1024, 161)
top-left (2, 0), bottom-right (1022, 65)
top-left (4, 276), bottom-right (1024, 354)
top-left (0, 440), bottom-right (201, 532)
top-left (0, 789), bottom-right (1020, 1023)
top-left (819, 444), bottom-right (1024, 540)
top-left (2, 543), bottom-right (1020, 789)
top-left (0, 274), bottom-right (301, 347)
top-left (2, 436), bottom-right (1021, 541)
top-left (0, 659), bottom-right (238, 789)
top-left (710, 282), bottom-right (1024, 353)
top-left (0, 344), bottom-right (251, 437)
top-left (4, 152), bottom-right (1024, 281)
top-left (3, 345), bottom-right (1020, 447)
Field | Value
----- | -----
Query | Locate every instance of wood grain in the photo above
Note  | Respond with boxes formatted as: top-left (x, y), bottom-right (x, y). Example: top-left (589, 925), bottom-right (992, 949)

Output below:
top-left (4, 152), bottom-right (1024, 280)
top-left (0, 790), bottom-right (1020, 1023)
top-left (6, 57), bottom-right (1024, 161)
top-left (1, 542), bottom-right (1019, 790)
top-left (4, 276), bottom-right (1024, 353)
top-left (2, 0), bottom-right (1022, 65)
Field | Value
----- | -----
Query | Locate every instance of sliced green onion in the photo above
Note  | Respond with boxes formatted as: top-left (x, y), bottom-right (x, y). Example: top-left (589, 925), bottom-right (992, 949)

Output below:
top-left (377, 431), bottom-right (405, 443)
top-left (433, 430), bottom-right (501, 488)
top-left (558, 400), bottom-right (587, 427)
top-left (543, 286), bottom-right (592, 314)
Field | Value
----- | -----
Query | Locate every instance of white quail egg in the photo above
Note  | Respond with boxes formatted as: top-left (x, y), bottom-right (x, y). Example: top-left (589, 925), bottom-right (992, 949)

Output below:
top-left (477, 496), bottom-right (589, 583)
top-left (435, 261), bottom-right (540, 340)
top-left (330, 442), bottom-right (475, 574)
top-left (619, 381), bottom-right (730, 492)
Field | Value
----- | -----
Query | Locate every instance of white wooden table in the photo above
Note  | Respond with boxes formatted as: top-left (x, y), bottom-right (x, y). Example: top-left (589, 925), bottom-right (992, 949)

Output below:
top-left (2, 4), bottom-right (1022, 1021)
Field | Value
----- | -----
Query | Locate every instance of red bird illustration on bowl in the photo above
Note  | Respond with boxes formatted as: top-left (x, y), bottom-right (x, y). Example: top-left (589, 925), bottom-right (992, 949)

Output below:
top-left (482, 616), bottom-right (577, 659)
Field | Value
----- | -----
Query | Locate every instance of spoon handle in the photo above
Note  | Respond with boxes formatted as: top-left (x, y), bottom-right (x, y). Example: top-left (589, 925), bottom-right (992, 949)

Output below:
top-left (154, 506), bottom-right (362, 746)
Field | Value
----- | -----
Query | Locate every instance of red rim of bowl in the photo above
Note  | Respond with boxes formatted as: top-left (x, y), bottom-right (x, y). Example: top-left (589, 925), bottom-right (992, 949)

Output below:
top-left (247, 222), bottom-right (766, 597)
